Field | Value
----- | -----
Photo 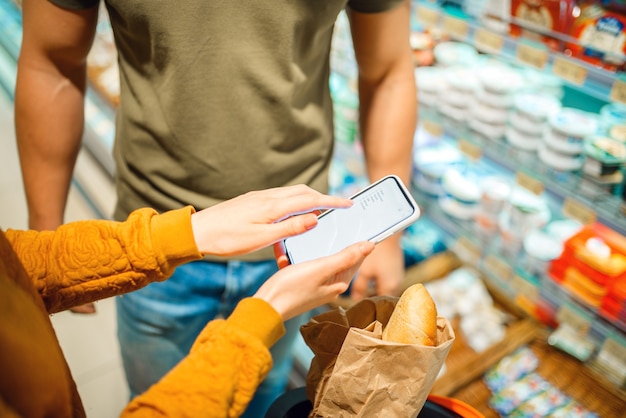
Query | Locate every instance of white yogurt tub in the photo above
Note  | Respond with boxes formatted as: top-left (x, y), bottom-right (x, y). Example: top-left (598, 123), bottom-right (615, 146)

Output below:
top-left (468, 117), bottom-right (506, 139)
top-left (538, 142), bottom-right (585, 171)
top-left (545, 108), bottom-right (599, 153)
top-left (543, 128), bottom-right (586, 155)
top-left (521, 68), bottom-right (564, 99)
top-left (413, 144), bottom-right (464, 197)
top-left (507, 187), bottom-right (551, 230)
top-left (523, 229), bottom-right (564, 277)
top-left (415, 66), bottom-right (446, 107)
top-left (477, 64), bottom-right (524, 96)
top-left (440, 168), bottom-right (482, 220)
top-left (479, 176), bottom-right (511, 215)
top-left (438, 100), bottom-right (468, 122)
top-left (545, 219), bottom-right (583, 242)
top-left (505, 125), bottom-right (543, 151)
top-left (471, 98), bottom-right (510, 125)
top-left (442, 67), bottom-right (480, 107)
top-left (509, 92), bottom-right (562, 136)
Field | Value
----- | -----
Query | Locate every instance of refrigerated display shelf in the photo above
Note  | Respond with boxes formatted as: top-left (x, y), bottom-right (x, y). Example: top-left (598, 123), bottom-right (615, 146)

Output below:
top-left (414, 0), bottom-right (626, 107)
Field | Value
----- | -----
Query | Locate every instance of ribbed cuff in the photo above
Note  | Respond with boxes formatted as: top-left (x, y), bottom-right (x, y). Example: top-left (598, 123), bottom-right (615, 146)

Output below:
top-left (150, 206), bottom-right (202, 269)
top-left (227, 298), bottom-right (286, 349)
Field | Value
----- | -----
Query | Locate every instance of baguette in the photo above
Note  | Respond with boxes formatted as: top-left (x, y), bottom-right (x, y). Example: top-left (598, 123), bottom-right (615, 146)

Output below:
top-left (382, 283), bottom-right (437, 346)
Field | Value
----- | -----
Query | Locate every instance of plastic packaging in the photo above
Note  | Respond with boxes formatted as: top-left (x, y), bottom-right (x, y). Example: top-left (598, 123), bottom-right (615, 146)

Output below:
top-left (583, 135), bottom-right (626, 177)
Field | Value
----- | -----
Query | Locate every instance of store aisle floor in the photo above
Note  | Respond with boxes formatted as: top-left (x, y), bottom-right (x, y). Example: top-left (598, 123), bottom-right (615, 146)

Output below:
top-left (0, 92), bottom-right (129, 417)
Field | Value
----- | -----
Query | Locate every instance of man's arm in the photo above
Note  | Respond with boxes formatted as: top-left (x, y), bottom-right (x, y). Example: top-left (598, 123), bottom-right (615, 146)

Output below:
top-left (348, 0), bottom-right (417, 300)
top-left (16, 0), bottom-right (99, 230)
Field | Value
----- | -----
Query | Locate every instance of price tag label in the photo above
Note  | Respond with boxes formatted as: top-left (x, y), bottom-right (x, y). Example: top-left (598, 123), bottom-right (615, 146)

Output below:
top-left (610, 79), bottom-right (626, 105)
top-left (422, 119), bottom-right (443, 138)
top-left (516, 171), bottom-right (544, 195)
top-left (452, 235), bottom-right (482, 264)
top-left (474, 28), bottom-right (505, 54)
top-left (556, 304), bottom-right (592, 334)
top-left (516, 43), bottom-right (549, 69)
top-left (442, 15), bottom-right (469, 39)
top-left (416, 5), bottom-right (440, 28)
top-left (562, 197), bottom-right (596, 225)
top-left (457, 138), bottom-right (482, 161)
top-left (597, 336), bottom-right (626, 372)
top-left (552, 56), bottom-right (587, 86)
top-left (483, 254), bottom-right (513, 282)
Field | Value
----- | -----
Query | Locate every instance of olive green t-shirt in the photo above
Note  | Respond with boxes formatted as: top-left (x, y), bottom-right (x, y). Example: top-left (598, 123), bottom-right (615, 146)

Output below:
top-left (51, 0), bottom-right (404, 260)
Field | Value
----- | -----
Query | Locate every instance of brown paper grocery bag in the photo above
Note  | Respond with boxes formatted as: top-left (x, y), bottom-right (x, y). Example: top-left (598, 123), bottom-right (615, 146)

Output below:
top-left (301, 296), bottom-right (455, 418)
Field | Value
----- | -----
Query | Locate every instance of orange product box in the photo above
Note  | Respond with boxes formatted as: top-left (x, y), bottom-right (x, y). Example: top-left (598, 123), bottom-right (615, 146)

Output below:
top-left (562, 222), bottom-right (626, 286)
top-left (562, 266), bottom-right (607, 308)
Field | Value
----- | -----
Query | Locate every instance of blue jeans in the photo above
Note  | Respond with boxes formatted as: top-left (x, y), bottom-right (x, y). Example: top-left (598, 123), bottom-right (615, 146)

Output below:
top-left (116, 259), bottom-right (302, 417)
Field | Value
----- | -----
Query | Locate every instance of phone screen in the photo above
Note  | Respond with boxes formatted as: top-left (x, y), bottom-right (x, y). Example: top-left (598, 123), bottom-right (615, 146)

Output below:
top-left (283, 176), bottom-right (419, 264)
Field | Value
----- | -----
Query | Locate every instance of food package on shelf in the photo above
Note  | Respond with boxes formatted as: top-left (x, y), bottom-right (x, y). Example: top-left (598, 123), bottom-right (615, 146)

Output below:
top-left (510, 0), bottom-right (577, 51)
top-left (566, 1), bottom-right (626, 72)
top-left (549, 222), bottom-right (626, 310)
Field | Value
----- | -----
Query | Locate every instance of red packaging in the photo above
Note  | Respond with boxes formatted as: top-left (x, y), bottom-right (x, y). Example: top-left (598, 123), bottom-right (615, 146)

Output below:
top-left (566, 2), bottom-right (626, 72)
top-left (549, 222), bottom-right (626, 308)
top-left (510, 0), bottom-right (576, 50)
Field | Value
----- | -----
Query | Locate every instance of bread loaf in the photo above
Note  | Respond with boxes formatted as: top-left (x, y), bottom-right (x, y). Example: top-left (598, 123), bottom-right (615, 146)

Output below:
top-left (382, 283), bottom-right (437, 346)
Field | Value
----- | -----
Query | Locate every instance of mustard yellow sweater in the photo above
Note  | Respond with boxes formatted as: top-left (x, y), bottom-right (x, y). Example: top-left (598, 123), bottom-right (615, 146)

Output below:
top-left (0, 207), bottom-right (285, 418)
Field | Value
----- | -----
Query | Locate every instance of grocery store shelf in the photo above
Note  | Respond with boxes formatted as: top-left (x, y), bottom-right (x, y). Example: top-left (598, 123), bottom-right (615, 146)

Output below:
top-left (418, 107), bottom-right (626, 237)
top-left (414, 0), bottom-right (626, 106)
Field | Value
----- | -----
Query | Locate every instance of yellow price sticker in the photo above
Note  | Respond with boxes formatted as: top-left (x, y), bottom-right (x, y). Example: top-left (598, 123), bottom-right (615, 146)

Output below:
top-left (422, 119), bottom-right (443, 138)
top-left (416, 5), bottom-right (440, 28)
top-left (562, 197), bottom-right (596, 225)
top-left (610, 79), bottom-right (626, 105)
top-left (474, 28), bottom-right (505, 54)
top-left (457, 138), bottom-right (482, 161)
top-left (516, 43), bottom-right (549, 69)
top-left (516, 171), bottom-right (544, 195)
top-left (442, 15), bottom-right (469, 40)
top-left (598, 337), bottom-right (626, 370)
top-left (552, 56), bottom-right (587, 86)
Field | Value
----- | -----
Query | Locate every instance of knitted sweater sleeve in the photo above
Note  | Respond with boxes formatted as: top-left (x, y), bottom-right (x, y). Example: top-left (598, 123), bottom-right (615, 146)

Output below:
top-left (121, 297), bottom-right (286, 418)
top-left (4, 207), bottom-right (201, 313)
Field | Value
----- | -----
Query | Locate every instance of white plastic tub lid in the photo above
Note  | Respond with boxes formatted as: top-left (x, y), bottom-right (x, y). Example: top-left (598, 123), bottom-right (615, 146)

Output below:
top-left (549, 108), bottom-right (599, 138)
top-left (442, 168), bottom-right (482, 202)
top-left (513, 92), bottom-right (562, 120)
top-left (444, 66), bottom-right (480, 92)
top-left (524, 229), bottom-right (564, 261)
top-left (414, 66), bottom-right (446, 93)
top-left (478, 64), bottom-right (524, 94)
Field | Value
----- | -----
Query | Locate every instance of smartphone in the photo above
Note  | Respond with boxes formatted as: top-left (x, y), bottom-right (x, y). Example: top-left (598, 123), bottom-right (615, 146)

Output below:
top-left (282, 175), bottom-right (420, 264)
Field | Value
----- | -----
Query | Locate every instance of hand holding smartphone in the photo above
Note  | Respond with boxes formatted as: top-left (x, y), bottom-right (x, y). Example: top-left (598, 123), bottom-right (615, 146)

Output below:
top-left (282, 175), bottom-right (420, 264)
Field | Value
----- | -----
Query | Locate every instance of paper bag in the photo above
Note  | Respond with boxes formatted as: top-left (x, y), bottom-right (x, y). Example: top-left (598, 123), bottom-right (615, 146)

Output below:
top-left (301, 296), bottom-right (455, 418)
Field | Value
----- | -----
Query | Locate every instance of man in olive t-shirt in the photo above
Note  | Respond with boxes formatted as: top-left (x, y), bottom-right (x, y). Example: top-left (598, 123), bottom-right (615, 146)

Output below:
top-left (16, 0), bottom-right (417, 415)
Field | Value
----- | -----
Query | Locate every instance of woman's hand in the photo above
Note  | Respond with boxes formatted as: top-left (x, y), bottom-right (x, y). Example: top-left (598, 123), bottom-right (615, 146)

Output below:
top-left (190, 185), bottom-right (352, 256)
top-left (256, 241), bottom-right (375, 321)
